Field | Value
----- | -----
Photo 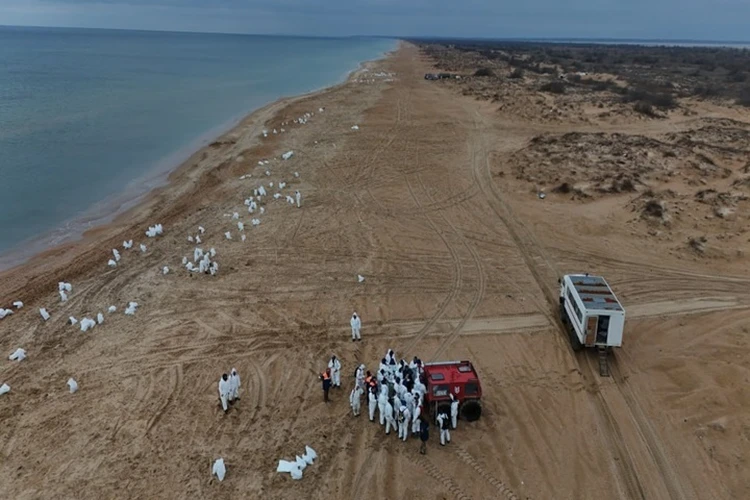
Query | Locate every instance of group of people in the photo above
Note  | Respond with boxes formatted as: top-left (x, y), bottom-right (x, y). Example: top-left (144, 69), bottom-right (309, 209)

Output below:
top-left (320, 347), bottom-right (460, 454)
top-left (217, 368), bottom-right (242, 413)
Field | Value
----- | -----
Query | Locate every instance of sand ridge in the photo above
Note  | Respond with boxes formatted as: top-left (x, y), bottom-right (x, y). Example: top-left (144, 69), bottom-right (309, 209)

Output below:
top-left (0, 43), bottom-right (749, 499)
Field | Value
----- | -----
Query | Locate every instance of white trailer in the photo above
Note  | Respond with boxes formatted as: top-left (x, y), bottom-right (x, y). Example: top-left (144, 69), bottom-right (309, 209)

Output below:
top-left (558, 274), bottom-right (625, 376)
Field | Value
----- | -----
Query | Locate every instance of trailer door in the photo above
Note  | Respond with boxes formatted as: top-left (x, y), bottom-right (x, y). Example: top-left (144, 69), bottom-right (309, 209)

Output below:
top-left (596, 316), bottom-right (610, 344)
top-left (585, 316), bottom-right (597, 345)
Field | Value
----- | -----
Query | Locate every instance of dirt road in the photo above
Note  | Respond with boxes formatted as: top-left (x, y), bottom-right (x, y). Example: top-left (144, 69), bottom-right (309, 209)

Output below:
top-left (0, 44), bottom-right (748, 500)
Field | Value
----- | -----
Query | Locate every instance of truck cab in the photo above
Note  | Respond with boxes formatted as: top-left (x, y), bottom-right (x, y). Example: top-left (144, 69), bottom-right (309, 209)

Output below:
top-left (423, 360), bottom-right (483, 422)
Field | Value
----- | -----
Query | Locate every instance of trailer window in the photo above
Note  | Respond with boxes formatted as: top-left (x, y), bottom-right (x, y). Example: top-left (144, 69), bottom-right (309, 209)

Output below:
top-left (567, 290), bottom-right (583, 324)
top-left (465, 382), bottom-right (479, 396)
top-left (430, 373), bottom-right (445, 381)
top-left (433, 385), bottom-right (449, 397)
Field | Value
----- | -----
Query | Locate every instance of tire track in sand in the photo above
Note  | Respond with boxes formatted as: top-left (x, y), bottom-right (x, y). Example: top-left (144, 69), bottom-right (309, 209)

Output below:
top-left (145, 364), bottom-right (183, 435)
top-left (468, 110), bottom-right (654, 499)
top-left (455, 445), bottom-right (522, 500)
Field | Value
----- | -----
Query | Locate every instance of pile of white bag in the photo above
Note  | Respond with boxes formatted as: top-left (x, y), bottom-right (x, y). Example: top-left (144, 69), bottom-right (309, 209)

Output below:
top-left (276, 445), bottom-right (317, 480)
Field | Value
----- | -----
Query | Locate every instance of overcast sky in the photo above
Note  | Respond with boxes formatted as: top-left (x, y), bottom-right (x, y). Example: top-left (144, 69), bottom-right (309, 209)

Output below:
top-left (1, 0), bottom-right (749, 40)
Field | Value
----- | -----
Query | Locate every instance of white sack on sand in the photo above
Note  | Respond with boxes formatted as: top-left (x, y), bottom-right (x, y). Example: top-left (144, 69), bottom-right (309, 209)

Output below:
top-left (212, 458), bottom-right (226, 481)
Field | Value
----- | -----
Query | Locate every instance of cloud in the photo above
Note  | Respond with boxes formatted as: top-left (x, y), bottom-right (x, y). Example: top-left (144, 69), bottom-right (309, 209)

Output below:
top-left (2, 0), bottom-right (749, 40)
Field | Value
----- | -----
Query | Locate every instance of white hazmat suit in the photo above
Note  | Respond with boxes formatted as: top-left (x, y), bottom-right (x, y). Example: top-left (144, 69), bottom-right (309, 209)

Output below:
top-left (384, 401), bottom-right (396, 435)
top-left (229, 368), bottom-right (241, 401)
top-left (350, 386), bottom-right (364, 416)
top-left (378, 391), bottom-right (388, 426)
top-left (398, 406), bottom-right (412, 441)
top-left (218, 375), bottom-right (232, 412)
top-left (355, 364), bottom-right (365, 391)
top-left (412, 404), bottom-right (422, 434)
top-left (350, 313), bottom-right (361, 341)
top-left (437, 413), bottom-right (451, 446)
top-left (328, 356), bottom-right (342, 388)
top-left (450, 395), bottom-right (459, 429)
top-left (368, 390), bottom-right (377, 421)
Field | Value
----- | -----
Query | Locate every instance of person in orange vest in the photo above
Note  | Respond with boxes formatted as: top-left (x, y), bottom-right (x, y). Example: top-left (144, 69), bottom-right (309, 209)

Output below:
top-left (320, 368), bottom-right (332, 403)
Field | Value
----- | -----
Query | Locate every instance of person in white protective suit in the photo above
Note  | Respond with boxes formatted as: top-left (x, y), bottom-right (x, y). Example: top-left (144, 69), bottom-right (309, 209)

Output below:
top-left (355, 364), bottom-right (366, 391)
top-left (229, 368), bottom-right (241, 401)
top-left (398, 406), bottom-right (412, 441)
top-left (350, 385), bottom-right (364, 416)
top-left (295, 190), bottom-right (301, 208)
top-left (350, 312), bottom-right (362, 341)
top-left (328, 355), bottom-right (342, 388)
top-left (450, 393), bottom-right (459, 429)
top-left (377, 389), bottom-right (388, 426)
top-left (412, 402), bottom-right (423, 435)
top-left (414, 379), bottom-right (427, 404)
top-left (384, 400), bottom-right (397, 435)
top-left (379, 358), bottom-right (389, 377)
top-left (368, 387), bottom-right (378, 422)
top-left (218, 373), bottom-right (232, 413)
top-left (393, 393), bottom-right (402, 415)
top-left (437, 412), bottom-right (451, 446)
top-left (403, 391), bottom-right (415, 417)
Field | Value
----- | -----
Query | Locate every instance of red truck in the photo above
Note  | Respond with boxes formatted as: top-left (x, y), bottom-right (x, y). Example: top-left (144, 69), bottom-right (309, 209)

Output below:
top-left (422, 360), bottom-right (483, 422)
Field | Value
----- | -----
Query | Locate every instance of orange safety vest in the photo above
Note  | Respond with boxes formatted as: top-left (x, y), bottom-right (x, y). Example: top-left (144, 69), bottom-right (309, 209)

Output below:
top-left (365, 375), bottom-right (373, 385)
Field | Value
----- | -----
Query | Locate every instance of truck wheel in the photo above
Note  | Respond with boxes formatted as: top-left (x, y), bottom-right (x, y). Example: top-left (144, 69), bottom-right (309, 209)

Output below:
top-left (460, 400), bottom-right (482, 422)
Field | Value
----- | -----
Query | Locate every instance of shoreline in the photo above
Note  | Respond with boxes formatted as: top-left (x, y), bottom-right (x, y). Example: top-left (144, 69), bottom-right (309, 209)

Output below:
top-left (0, 44), bottom-right (397, 274)
top-left (0, 44), bottom-right (400, 302)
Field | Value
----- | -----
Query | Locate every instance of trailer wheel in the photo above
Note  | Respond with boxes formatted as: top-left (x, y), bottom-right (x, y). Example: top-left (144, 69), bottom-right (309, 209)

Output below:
top-left (568, 324), bottom-right (583, 352)
top-left (460, 400), bottom-right (482, 422)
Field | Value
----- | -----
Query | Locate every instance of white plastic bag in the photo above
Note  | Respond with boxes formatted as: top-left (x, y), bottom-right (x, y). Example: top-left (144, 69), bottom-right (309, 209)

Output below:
top-left (276, 460), bottom-right (295, 473)
top-left (212, 458), bottom-right (226, 481)
top-left (9, 348), bottom-right (26, 361)
top-left (0, 383), bottom-right (9, 395)
top-left (290, 466), bottom-right (303, 480)
top-left (304, 445), bottom-right (317, 462)
top-left (67, 378), bottom-right (78, 394)
top-left (295, 455), bottom-right (307, 471)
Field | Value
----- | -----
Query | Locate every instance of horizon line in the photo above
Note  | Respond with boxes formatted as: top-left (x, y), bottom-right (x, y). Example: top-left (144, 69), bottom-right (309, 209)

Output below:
top-left (1, 24), bottom-right (749, 45)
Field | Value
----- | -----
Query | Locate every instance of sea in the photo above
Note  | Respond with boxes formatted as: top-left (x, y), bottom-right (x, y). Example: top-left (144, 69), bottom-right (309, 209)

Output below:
top-left (0, 26), bottom-right (396, 266)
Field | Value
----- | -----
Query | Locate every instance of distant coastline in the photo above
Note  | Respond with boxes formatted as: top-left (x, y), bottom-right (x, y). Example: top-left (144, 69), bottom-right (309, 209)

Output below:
top-left (0, 28), bottom-right (396, 270)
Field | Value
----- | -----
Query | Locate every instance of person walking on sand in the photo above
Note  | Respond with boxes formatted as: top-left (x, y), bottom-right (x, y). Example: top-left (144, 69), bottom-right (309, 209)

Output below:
top-left (328, 355), bottom-right (341, 388)
top-left (419, 417), bottom-right (429, 454)
top-left (218, 373), bottom-right (232, 413)
top-left (229, 368), bottom-right (241, 402)
top-left (350, 312), bottom-right (361, 341)
top-left (320, 368), bottom-right (332, 403)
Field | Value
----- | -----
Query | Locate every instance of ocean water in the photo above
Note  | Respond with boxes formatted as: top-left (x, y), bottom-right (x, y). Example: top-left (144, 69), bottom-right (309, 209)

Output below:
top-left (0, 26), bottom-right (395, 263)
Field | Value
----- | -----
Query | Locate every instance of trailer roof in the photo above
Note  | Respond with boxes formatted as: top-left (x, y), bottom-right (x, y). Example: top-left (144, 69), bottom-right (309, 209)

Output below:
top-left (569, 275), bottom-right (624, 312)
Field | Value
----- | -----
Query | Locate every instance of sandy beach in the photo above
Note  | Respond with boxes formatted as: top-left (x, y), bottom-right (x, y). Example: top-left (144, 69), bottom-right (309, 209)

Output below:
top-left (1, 42), bottom-right (749, 500)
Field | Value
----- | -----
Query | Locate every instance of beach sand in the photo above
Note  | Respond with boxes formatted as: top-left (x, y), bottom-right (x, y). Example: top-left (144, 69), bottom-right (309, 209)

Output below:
top-left (0, 42), bottom-right (749, 499)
